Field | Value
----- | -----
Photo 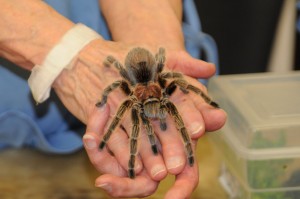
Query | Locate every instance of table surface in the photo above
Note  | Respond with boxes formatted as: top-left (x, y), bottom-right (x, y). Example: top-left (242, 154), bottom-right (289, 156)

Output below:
top-left (0, 134), bottom-right (228, 199)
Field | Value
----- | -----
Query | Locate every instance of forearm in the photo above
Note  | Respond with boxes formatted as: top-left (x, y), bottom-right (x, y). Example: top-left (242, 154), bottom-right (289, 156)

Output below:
top-left (0, 0), bottom-right (73, 70)
top-left (99, 0), bottom-right (184, 50)
top-left (168, 0), bottom-right (183, 20)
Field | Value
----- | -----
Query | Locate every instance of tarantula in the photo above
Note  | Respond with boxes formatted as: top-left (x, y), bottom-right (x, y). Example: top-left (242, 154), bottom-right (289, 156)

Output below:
top-left (96, 47), bottom-right (219, 179)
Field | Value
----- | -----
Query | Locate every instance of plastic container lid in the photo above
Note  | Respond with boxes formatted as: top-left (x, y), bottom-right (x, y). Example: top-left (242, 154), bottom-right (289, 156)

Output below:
top-left (208, 72), bottom-right (300, 160)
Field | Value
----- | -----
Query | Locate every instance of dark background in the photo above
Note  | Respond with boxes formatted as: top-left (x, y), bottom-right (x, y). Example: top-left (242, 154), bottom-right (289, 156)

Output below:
top-left (193, 0), bottom-right (293, 74)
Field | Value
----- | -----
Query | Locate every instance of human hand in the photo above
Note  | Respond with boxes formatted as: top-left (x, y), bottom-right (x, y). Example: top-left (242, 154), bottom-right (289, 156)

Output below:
top-left (91, 53), bottom-right (226, 199)
top-left (97, 1), bottom-right (226, 197)
top-left (83, 84), bottom-right (225, 199)
top-left (52, 0), bottom-right (226, 193)
top-left (53, 38), bottom-right (226, 198)
top-left (52, 39), bottom-right (169, 181)
top-left (83, 105), bottom-right (159, 198)
top-left (84, 112), bottom-right (199, 198)
top-left (84, 79), bottom-right (224, 199)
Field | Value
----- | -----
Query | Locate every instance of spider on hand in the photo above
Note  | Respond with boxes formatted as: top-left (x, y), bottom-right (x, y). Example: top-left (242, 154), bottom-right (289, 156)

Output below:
top-left (96, 47), bottom-right (219, 179)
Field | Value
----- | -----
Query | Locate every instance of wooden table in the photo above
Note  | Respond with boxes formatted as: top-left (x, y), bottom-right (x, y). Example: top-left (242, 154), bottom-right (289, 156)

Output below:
top-left (0, 134), bottom-right (228, 199)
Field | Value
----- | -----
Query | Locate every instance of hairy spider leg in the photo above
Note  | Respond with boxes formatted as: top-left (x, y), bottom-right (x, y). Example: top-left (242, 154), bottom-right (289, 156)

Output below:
top-left (162, 98), bottom-right (194, 166)
top-left (160, 75), bottom-right (195, 165)
top-left (186, 84), bottom-right (219, 108)
top-left (157, 71), bottom-right (183, 88)
top-left (99, 99), bottom-right (133, 150)
top-left (160, 71), bottom-right (184, 79)
top-left (158, 105), bottom-right (168, 131)
top-left (159, 72), bottom-right (188, 93)
top-left (103, 55), bottom-right (134, 85)
top-left (166, 81), bottom-right (189, 94)
top-left (157, 74), bottom-right (177, 131)
top-left (164, 81), bottom-right (177, 96)
top-left (140, 113), bottom-right (158, 154)
top-left (96, 80), bottom-right (131, 107)
top-left (155, 47), bottom-right (166, 73)
top-left (128, 106), bottom-right (140, 179)
top-left (165, 78), bottom-right (219, 108)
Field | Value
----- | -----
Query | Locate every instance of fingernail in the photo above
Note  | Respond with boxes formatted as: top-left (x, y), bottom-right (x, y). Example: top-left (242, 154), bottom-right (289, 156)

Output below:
top-left (151, 165), bottom-right (166, 177)
top-left (97, 104), bottom-right (107, 112)
top-left (166, 157), bottom-right (184, 170)
top-left (83, 134), bottom-right (97, 149)
top-left (96, 183), bottom-right (112, 193)
top-left (135, 161), bottom-right (142, 172)
top-left (189, 122), bottom-right (204, 135)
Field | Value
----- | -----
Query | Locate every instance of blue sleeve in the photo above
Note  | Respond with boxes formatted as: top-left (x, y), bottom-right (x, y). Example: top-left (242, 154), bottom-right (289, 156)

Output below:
top-left (0, 61), bottom-right (83, 154)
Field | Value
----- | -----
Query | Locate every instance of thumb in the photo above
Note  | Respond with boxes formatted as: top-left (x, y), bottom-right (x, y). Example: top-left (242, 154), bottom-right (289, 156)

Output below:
top-left (166, 51), bottom-right (216, 78)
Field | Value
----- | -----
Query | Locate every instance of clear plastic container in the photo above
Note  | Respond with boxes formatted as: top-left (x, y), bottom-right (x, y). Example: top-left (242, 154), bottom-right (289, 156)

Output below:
top-left (207, 72), bottom-right (300, 199)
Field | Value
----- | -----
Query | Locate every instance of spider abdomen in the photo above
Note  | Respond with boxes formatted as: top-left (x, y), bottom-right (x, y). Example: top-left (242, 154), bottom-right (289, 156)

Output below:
top-left (125, 47), bottom-right (156, 83)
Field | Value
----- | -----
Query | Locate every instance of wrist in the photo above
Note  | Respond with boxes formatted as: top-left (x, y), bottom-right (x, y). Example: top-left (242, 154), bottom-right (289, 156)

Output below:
top-left (53, 39), bottom-right (116, 123)
top-left (28, 23), bottom-right (102, 103)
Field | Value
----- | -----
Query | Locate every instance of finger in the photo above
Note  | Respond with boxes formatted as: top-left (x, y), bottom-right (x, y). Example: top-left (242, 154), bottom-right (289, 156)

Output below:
top-left (182, 76), bottom-right (227, 132)
top-left (195, 103), bottom-right (227, 132)
top-left (95, 170), bottom-right (159, 198)
top-left (94, 100), bottom-right (143, 176)
top-left (152, 116), bottom-right (186, 175)
top-left (169, 90), bottom-right (206, 139)
top-left (105, 126), bottom-right (143, 176)
top-left (86, 104), bottom-right (110, 133)
top-left (121, 115), bottom-right (167, 180)
top-left (164, 141), bottom-right (199, 199)
top-left (164, 163), bottom-right (199, 199)
top-left (153, 90), bottom-right (205, 174)
top-left (97, 106), bottom-right (143, 176)
top-left (167, 51), bottom-right (216, 78)
top-left (83, 132), bottom-right (126, 176)
top-left (155, 86), bottom-right (205, 175)
top-left (138, 128), bottom-right (167, 181)
top-left (83, 105), bottom-right (127, 176)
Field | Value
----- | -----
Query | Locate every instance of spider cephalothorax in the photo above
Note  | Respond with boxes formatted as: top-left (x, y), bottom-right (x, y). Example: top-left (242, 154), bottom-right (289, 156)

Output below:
top-left (96, 47), bottom-right (219, 178)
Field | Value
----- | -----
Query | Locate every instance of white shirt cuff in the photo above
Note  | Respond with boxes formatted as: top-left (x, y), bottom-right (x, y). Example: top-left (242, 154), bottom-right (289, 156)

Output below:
top-left (28, 23), bottom-right (101, 103)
